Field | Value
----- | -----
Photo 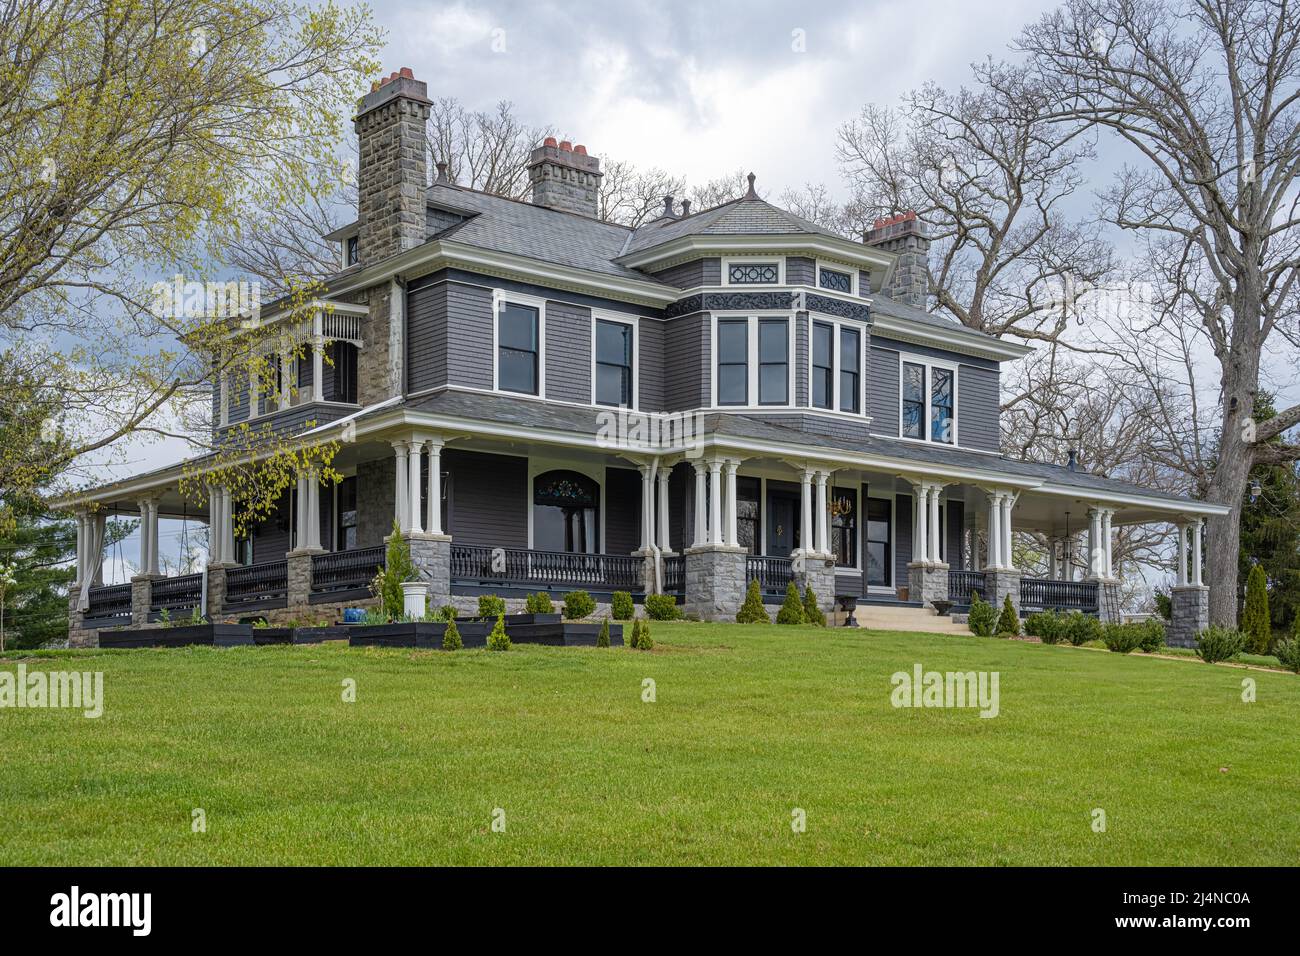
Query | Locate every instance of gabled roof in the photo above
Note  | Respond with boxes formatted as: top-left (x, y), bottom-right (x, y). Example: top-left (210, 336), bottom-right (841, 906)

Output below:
top-left (622, 194), bottom-right (849, 255)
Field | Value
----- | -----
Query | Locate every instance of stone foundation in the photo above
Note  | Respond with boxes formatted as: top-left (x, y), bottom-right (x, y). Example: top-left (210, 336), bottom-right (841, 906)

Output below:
top-left (286, 550), bottom-right (319, 608)
top-left (406, 533), bottom-right (452, 607)
top-left (1169, 585), bottom-right (1209, 648)
top-left (683, 545), bottom-right (746, 621)
top-left (795, 551), bottom-right (836, 612)
top-left (984, 569), bottom-right (1021, 613)
top-left (206, 564), bottom-right (229, 620)
top-left (66, 591), bottom-right (96, 648)
top-left (908, 562), bottom-right (950, 608)
top-left (130, 575), bottom-right (153, 626)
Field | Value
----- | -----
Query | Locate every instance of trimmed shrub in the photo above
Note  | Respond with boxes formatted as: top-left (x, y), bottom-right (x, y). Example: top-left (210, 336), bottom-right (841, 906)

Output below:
top-left (610, 591), bottom-right (635, 621)
top-left (967, 593), bottom-right (997, 637)
top-left (442, 619), bottom-right (463, 651)
top-left (1025, 611), bottom-right (1064, 644)
top-left (1195, 624), bottom-right (1245, 663)
top-left (1063, 611), bottom-right (1102, 646)
top-left (644, 593), bottom-right (680, 621)
top-left (438, 604), bottom-right (457, 623)
top-left (487, 614), bottom-right (511, 652)
top-left (596, 617), bottom-right (610, 648)
top-left (776, 581), bottom-right (805, 625)
top-left (1102, 622), bottom-right (1142, 654)
top-left (524, 591), bottom-right (554, 615)
top-left (736, 579), bottom-right (771, 624)
top-left (563, 590), bottom-right (596, 620)
top-left (1136, 618), bottom-right (1167, 653)
top-left (1274, 636), bottom-right (1300, 673)
top-left (637, 619), bottom-right (653, 651)
top-left (629, 619), bottom-right (642, 649)
top-left (995, 594), bottom-right (1020, 636)
top-left (477, 594), bottom-right (506, 620)
top-left (1153, 590), bottom-right (1173, 621)
top-left (1242, 564), bottom-right (1271, 655)
top-left (803, 587), bottom-right (826, 627)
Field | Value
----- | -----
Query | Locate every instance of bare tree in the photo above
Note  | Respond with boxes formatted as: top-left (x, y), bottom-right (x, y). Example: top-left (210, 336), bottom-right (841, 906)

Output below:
top-left (837, 65), bottom-right (1113, 341)
top-left (1015, 0), bottom-right (1300, 624)
top-left (598, 159), bottom-right (686, 228)
top-left (687, 168), bottom-right (751, 211)
top-left (427, 99), bottom-right (552, 200)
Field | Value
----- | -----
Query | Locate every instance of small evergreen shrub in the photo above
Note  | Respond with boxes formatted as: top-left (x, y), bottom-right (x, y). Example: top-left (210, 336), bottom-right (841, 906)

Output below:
top-left (967, 593), bottom-right (997, 637)
top-left (1063, 611), bottom-right (1102, 646)
top-left (1136, 618), bottom-right (1167, 653)
top-left (477, 594), bottom-right (506, 620)
top-left (1025, 611), bottom-right (1064, 644)
top-left (563, 590), bottom-right (596, 620)
top-left (628, 619), bottom-right (642, 649)
top-left (736, 579), bottom-right (770, 624)
top-left (524, 591), bottom-right (554, 615)
top-left (1102, 622), bottom-right (1142, 654)
top-left (1274, 636), bottom-right (1300, 673)
top-left (487, 614), bottom-right (511, 652)
top-left (1242, 564), bottom-right (1271, 655)
top-left (370, 520), bottom-right (417, 621)
top-left (995, 594), bottom-right (1020, 636)
top-left (636, 619), bottom-right (653, 651)
top-left (438, 604), bottom-right (458, 623)
top-left (802, 587), bottom-right (826, 627)
top-left (644, 593), bottom-right (680, 620)
top-left (442, 618), bottom-right (463, 651)
top-left (776, 581), bottom-right (806, 625)
top-left (1195, 624), bottom-right (1245, 663)
top-left (610, 591), bottom-right (635, 620)
top-left (596, 617), bottom-right (610, 648)
top-left (1153, 590), bottom-right (1173, 621)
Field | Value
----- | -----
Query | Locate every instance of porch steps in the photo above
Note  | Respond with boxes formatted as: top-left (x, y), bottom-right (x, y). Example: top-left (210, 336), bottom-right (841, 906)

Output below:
top-left (851, 603), bottom-right (973, 635)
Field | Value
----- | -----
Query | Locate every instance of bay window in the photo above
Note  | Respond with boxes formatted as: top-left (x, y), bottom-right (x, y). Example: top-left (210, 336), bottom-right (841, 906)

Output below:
top-left (714, 315), bottom-right (790, 407)
top-left (758, 319), bottom-right (788, 405)
top-left (716, 319), bottom-right (748, 405)
top-left (812, 322), bottom-right (833, 409)
top-left (839, 327), bottom-right (860, 413)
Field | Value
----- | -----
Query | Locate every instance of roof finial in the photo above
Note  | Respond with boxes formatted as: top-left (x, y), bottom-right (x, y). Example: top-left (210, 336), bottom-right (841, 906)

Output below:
top-left (435, 161), bottom-right (450, 184)
top-left (745, 171), bottom-right (757, 199)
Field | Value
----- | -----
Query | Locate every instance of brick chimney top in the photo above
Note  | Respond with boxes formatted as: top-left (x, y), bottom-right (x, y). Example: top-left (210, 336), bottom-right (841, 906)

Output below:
top-left (864, 210), bottom-right (926, 244)
top-left (863, 210), bottom-right (931, 309)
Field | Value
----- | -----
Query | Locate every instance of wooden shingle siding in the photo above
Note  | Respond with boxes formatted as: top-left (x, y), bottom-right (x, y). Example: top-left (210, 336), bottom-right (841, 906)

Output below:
top-left (216, 402), bottom-right (353, 446)
top-left (406, 279), bottom-right (448, 394)
top-left (544, 300), bottom-right (592, 404)
top-left (868, 346), bottom-right (900, 434)
top-left (663, 312), bottom-right (710, 410)
top-left (956, 364), bottom-right (1001, 452)
top-left (858, 270), bottom-right (871, 298)
top-left (786, 256), bottom-right (815, 286)
top-left (603, 467), bottom-right (643, 556)
top-left (650, 257), bottom-right (720, 289)
top-left (446, 281), bottom-right (495, 390)
top-left (252, 491), bottom-right (292, 564)
top-left (638, 318), bottom-right (664, 411)
top-left (795, 313), bottom-right (809, 407)
top-left (444, 449), bottom-right (527, 549)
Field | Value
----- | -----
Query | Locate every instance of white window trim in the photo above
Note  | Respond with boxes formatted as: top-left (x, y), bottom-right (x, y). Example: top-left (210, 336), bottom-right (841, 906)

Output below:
top-left (897, 351), bottom-right (960, 447)
top-left (815, 259), bottom-right (858, 296)
top-left (492, 289), bottom-right (547, 399)
top-left (590, 311), bottom-right (639, 410)
top-left (721, 255), bottom-right (786, 288)
top-left (709, 313), bottom-right (795, 409)
top-left (526, 457), bottom-right (605, 553)
top-left (807, 315), bottom-right (867, 416)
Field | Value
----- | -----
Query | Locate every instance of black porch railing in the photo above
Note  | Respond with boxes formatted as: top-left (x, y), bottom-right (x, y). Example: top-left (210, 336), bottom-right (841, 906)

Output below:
top-left (948, 570), bottom-right (987, 603)
top-left (1020, 577), bottom-right (1098, 612)
top-left (85, 583), bottom-right (132, 621)
top-left (150, 573), bottom-right (203, 614)
top-left (225, 560), bottom-right (288, 606)
top-left (312, 546), bottom-right (386, 593)
top-left (662, 554), bottom-right (684, 593)
top-left (746, 555), bottom-right (793, 593)
top-left (450, 545), bottom-right (642, 591)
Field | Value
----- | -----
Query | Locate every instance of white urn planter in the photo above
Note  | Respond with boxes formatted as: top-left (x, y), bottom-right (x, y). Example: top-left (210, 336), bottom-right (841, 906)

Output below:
top-left (401, 581), bottom-right (429, 619)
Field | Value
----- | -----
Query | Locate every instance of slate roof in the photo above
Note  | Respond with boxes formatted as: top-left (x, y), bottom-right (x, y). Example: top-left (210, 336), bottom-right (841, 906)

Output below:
top-left (621, 195), bottom-right (850, 255)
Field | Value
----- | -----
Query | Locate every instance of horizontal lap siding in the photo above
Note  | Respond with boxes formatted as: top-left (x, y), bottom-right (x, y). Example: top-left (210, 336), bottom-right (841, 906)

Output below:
top-left (945, 500), bottom-right (964, 570)
top-left (868, 347), bottom-right (900, 435)
top-left (651, 258), bottom-right (720, 289)
top-left (795, 313), bottom-right (809, 407)
top-left (895, 493), bottom-right (913, 584)
top-left (638, 318), bottom-right (664, 411)
top-left (604, 467), bottom-right (642, 556)
top-left (406, 280), bottom-right (448, 394)
top-left (447, 282), bottom-right (494, 390)
top-left (545, 301), bottom-right (591, 404)
top-left (445, 449), bottom-right (527, 549)
top-left (957, 365), bottom-right (1001, 452)
top-left (786, 256), bottom-right (815, 286)
top-left (663, 313), bottom-right (710, 410)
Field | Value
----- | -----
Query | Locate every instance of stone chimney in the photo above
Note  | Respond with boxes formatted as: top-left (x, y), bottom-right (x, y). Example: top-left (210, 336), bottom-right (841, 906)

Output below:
top-left (864, 211), bottom-right (931, 309)
top-left (527, 137), bottom-right (603, 217)
top-left (353, 68), bottom-right (431, 264)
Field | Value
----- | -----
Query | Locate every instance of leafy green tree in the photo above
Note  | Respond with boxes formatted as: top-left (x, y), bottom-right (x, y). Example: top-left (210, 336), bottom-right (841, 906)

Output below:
top-left (1241, 564), bottom-right (1271, 654)
top-left (1237, 395), bottom-right (1300, 634)
top-left (0, 500), bottom-right (76, 649)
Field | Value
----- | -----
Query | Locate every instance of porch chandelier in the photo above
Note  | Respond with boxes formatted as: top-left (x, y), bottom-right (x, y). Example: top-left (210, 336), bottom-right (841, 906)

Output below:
top-left (829, 496), bottom-right (853, 519)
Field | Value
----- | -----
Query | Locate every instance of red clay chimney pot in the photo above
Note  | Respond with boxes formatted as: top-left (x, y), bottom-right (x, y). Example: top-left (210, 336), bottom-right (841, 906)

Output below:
top-left (574, 144), bottom-right (587, 155)
top-left (559, 140), bottom-right (573, 151)
top-left (543, 136), bottom-right (557, 147)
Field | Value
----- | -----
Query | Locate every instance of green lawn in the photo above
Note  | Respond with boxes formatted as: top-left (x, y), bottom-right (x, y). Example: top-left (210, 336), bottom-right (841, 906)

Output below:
top-left (2, 623), bottom-right (1297, 866)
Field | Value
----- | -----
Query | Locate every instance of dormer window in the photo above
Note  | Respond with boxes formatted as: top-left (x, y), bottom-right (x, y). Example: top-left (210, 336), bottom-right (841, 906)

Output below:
top-left (346, 235), bottom-right (359, 267)
top-left (724, 258), bottom-right (783, 286)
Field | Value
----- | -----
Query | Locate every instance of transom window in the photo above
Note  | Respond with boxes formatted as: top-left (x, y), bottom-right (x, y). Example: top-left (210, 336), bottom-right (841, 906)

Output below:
top-left (497, 301), bottom-right (540, 395)
top-left (533, 470), bottom-right (598, 554)
top-left (714, 316), bottom-right (790, 406)
top-left (594, 318), bottom-right (634, 407)
top-left (901, 358), bottom-right (956, 445)
top-left (728, 261), bottom-right (780, 285)
top-left (818, 266), bottom-right (852, 294)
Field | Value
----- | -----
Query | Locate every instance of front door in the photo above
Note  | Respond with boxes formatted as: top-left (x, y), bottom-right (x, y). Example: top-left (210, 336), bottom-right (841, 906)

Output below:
top-left (865, 496), bottom-right (892, 588)
top-left (767, 493), bottom-right (798, 557)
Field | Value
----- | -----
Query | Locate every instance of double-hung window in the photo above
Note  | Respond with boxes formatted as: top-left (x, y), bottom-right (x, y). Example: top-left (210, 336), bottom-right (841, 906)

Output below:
top-left (716, 319), bottom-right (748, 405)
top-left (900, 358), bottom-right (956, 445)
top-left (812, 322), bottom-right (834, 410)
top-left (715, 316), bottom-right (790, 406)
top-left (839, 327), bottom-right (860, 413)
top-left (498, 301), bottom-right (540, 395)
top-left (594, 318), bottom-right (634, 407)
top-left (758, 319), bottom-right (789, 405)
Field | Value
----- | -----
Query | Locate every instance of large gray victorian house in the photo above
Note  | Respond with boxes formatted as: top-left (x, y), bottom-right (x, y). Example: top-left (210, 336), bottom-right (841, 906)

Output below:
top-left (60, 68), bottom-right (1224, 645)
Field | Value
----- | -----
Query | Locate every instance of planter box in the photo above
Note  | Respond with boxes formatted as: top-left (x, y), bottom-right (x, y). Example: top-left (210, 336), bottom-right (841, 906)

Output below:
top-left (348, 621), bottom-right (479, 649)
top-left (251, 627), bottom-right (295, 645)
top-left (456, 612), bottom-right (562, 626)
top-left (99, 624), bottom-right (254, 649)
top-left (507, 621), bottom-right (625, 646)
top-left (293, 626), bottom-right (350, 644)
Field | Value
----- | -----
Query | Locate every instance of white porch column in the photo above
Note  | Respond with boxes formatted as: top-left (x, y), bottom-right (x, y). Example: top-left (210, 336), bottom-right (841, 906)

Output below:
top-left (1000, 494), bottom-right (1014, 571)
top-left (221, 488), bottom-right (235, 565)
top-left (915, 485), bottom-right (930, 564)
top-left (1191, 520), bottom-right (1203, 586)
top-left (73, 510), bottom-right (87, 585)
top-left (426, 440), bottom-right (444, 535)
top-left (800, 470), bottom-right (814, 554)
top-left (928, 483), bottom-right (942, 565)
top-left (137, 498), bottom-right (160, 576)
top-left (1102, 509), bottom-right (1114, 579)
top-left (708, 460), bottom-right (723, 546)
top-left (1087, 508), bottom-right (1102, 578)
top-left (392, 440), bottom-right (409, 532)
top-left (692, 461), bottom-right (707, 547)
top-left (986, 493), bottom-right (1001, 570)
top-left (294, 477), bottom-right (308, 550)
top-left (207, 489), bottom-right (222, 565)
top-left (311, 311), bottom-right (325, 403)
top-left (638, 464), bottom-right (653, 552)
top-left (657, 467), bottom-right (672, 553)
top-left (406, 440), bottom-right (423, 534)
top-left (136, 499), bottom-right (152, 576)
top-left (305, 474), bottom-right (324, 550)
top-left (725, 460), bottom-right (740, 548)
top-left (814, 471), bottom-right (829, 555)
top-left (1176, 523), bottom-right (1189, 585)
